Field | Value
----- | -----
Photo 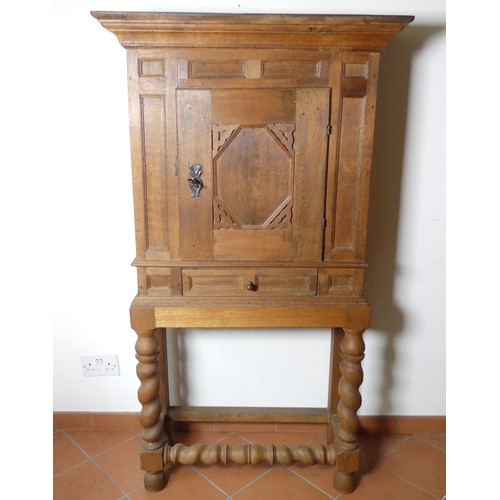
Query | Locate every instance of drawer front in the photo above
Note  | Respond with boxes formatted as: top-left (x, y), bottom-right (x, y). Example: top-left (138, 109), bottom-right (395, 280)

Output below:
top-left (142, 267), bottom-right (176, 296)
top-left (318, 268), bottom-right (364, 296)
top-left (182, 268), bottom-right (318, 297)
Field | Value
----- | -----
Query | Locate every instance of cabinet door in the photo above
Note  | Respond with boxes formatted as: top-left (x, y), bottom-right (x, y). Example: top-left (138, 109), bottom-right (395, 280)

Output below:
top-left (177, 88), bottom-right (329, 261)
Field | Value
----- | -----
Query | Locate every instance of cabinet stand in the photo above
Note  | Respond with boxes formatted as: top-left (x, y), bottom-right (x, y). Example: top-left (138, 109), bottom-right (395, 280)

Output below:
top-left (131, 298), bottom-right (368, 493)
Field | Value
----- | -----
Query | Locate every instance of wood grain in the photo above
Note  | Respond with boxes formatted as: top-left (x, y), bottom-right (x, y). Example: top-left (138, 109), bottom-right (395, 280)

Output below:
top-left (177, 90), bottom-right (213, 260)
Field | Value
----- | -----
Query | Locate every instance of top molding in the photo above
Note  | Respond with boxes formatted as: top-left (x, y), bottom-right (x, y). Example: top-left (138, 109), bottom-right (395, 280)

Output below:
top-left (91, 12), bottom-right (414, 51)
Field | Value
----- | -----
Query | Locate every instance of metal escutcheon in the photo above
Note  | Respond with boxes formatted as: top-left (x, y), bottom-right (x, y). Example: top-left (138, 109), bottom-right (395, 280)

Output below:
top-left (188, 164), bottom-right (203, 198)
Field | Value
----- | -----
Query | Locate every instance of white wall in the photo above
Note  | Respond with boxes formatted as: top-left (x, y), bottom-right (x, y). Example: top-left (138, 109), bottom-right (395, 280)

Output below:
top-left (52, 0), bottom-right (445, 415)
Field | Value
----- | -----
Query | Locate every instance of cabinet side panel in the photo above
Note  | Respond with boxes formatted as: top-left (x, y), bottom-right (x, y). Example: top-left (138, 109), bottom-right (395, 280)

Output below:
top-left (355, 53), bottom-right (379, 259)
top-left (127, 50), bottom-right (147, 259)
top-left (333, 95), bottom-right (365, 252)
top-left (324, 53), bottom-right (379, 262)
top-left (142, 96), bottom-right (169, 253)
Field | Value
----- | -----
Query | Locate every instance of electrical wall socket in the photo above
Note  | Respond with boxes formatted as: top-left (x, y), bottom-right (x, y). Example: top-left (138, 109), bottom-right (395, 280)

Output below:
top-left (81, 355), bottom-right (120, 377)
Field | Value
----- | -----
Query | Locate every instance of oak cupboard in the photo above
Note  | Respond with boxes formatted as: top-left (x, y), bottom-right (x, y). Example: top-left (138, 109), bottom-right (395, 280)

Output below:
top-left (92, 11), bottom-right (413, 494)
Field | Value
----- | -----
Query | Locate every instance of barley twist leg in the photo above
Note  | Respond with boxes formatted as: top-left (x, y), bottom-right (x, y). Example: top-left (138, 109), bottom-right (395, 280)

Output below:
top-left (135, 327), bottom-right (167, 491)
top-left (334, 328), bottom-right (365, 493)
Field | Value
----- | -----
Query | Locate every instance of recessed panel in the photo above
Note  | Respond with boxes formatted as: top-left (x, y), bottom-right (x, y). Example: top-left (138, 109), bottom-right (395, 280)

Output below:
top-left (139, 59), bottom-right (165, 77)
top-left (214, 127), bottom-right (293, 228)
top-left (263, 60), bottom-right (320, 78)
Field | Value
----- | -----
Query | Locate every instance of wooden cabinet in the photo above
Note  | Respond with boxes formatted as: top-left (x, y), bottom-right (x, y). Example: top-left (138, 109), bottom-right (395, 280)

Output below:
top-left (92, 11), bottom-right (413, 494)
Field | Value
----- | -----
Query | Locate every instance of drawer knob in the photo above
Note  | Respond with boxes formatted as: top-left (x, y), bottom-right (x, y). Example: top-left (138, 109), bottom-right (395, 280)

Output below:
top-left (246, 280), bottom-right (258, 292)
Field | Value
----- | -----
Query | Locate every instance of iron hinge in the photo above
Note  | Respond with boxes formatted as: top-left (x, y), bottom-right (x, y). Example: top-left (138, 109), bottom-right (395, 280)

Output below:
top-left (326, 125), bottom-right (333, 135)
top-left (322, 218), bottom-right (327, 228)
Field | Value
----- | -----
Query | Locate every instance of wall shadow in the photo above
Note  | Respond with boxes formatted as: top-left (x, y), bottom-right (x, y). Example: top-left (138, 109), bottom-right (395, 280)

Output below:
top-left (361, 23), bottom-right (445, 468)
top-left (166, 328), bottom-right (188, 406)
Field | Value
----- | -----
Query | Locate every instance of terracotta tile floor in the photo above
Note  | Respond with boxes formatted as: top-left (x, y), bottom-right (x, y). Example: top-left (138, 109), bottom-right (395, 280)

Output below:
top-left (53, 429), bottom-right (445, 499)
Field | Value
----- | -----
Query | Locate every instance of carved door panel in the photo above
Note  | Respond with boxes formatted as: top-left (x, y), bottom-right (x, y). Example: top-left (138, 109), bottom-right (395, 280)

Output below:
top-left (177, 88), bottom-right (330, 261)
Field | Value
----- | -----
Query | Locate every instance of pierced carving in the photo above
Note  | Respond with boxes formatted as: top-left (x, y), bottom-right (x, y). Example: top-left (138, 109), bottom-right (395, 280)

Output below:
top-left (268, 123), bottom-right (295, 155)
top-left (213, 199), bottom-right (241, 229)
top-left (212, 124), bottom-right (240, 157)
top-left (266, 200), bottom-right (293, 230)
top-left (214, 198), bottom-right (293, 231)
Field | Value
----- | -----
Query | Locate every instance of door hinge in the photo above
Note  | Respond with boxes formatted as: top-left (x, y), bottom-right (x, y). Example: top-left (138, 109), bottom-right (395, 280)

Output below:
top-left (322, 218), bottom-right (327, 228)
top-left (326, 125), bottom-right (333, 135)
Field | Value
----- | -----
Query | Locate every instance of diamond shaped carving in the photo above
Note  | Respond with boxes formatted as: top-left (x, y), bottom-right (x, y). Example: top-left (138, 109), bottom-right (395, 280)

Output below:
top-left (214, 126), bottom-right (293, 229)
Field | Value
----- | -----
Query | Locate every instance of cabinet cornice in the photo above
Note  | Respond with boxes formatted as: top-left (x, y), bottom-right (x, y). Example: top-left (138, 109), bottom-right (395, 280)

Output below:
top-left (91, 12), bottom-right (414, 51)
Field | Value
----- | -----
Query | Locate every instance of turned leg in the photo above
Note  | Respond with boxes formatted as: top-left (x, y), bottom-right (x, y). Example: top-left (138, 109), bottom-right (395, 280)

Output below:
top-left (334, 328), bottom-right (365, 493)
top-left (135, 326), bottom-right (167, 491)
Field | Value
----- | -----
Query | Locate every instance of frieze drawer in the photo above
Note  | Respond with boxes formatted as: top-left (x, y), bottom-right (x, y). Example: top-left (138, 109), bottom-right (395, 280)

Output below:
top-left (182, 268), bottom-right (318, 297)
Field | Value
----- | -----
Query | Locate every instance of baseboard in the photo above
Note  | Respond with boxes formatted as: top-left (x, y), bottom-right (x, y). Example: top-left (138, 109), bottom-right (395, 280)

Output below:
top-left (53, 412), bottom-right (445, 434)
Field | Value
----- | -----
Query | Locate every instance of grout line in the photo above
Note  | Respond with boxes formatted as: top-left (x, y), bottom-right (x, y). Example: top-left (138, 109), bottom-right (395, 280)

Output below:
top-left (61, 430), bottom-right (130, 498)
top-left (377, 462), bottom-right (440, 499)
top-left (284, 464), bottom-right (337, 500)
top-left (368, 434), bottom-right (412, 465)
top-left (53, 458), bottom-right (91, 479)
top-left (126, 484), bottom-right (145, 497)
top-left (230, 464), bottom-right (278, 497)
top-left (64, 428), bottom-right (141, 458)
top-left (235, 432), bottom-right (252, 444)
top-left (411, 433), bottom-right (446, 452)
top-left (53, 430), bottom-right (90, 478)
top-left (190, 464), bottom-right (232, 497)
top-left (306, 433), bottom-right (325, 445)
top-left (91, 432), bottom-right (141, 458)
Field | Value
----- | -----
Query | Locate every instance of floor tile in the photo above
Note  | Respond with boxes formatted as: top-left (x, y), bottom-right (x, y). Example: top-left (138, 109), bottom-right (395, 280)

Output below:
top-left (275, 423), bottom-right (325, 434)
top-left (233, 464), bottom-right (331, 499)
top-left (128, 466), bottom-right (226, 499)
top-left (93, 435), bottom-right (144, 493)
top-left (399, 416), bottom-right (446, 434)
top-left (53, 431), bottom-right (88, 475)
top-left (284, 434), bottom-right (339, 498)
top-left (288, 463), bottom-right (339, 498)
top-left (53, 412), bottom-right (92, 431)
top-left (358, 433), bottom-right (409, 464)
top-left (173, 422), bottom-right (214, 432)
top-left (52, 427), bottom-right (445, 499)
top-left (359, 416), bottom-right (400, 434)
top-left (171, 430), bottom-right (228, 446)
top-left (92, 412), bottom-right (142, 431)
top-left (381, 436), bottom-right (446, 498)
top-left (413, 433), bottom-right (446, 452)
top-left (67, 430), bottom-right (140, 457)
top-left (53, 461), bottom-right (123, 500)
top-left (213, 422), bottom-right (275, 433)
top-left (340, 464), bottom-right (434, 499)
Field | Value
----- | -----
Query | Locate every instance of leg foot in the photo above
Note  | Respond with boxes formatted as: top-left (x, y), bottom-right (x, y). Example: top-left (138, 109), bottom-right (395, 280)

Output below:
top-left (144, 470), bottom-right (167, 492)
top-left (334, 469), bottom-right (356, 493)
